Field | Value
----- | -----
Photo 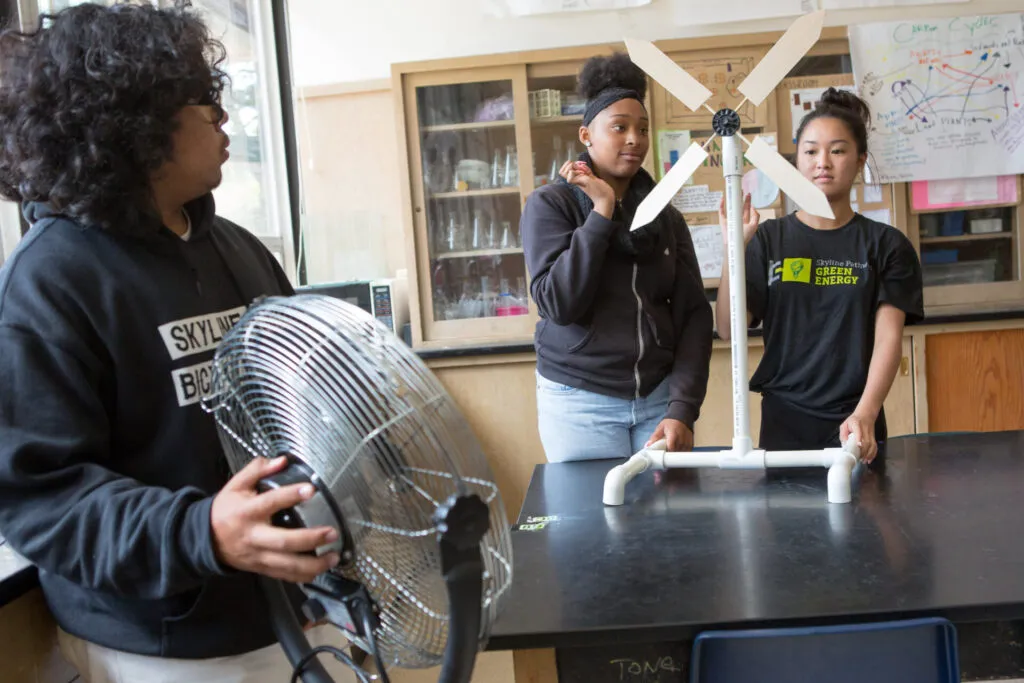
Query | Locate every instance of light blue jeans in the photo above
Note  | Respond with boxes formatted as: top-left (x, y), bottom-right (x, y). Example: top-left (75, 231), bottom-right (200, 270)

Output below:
top-left (535, 371), bottom-right (670, 462)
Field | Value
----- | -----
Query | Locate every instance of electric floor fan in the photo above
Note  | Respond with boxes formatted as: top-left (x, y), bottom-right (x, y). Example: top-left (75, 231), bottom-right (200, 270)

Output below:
top-left (603, 10), bottom-right (862, 507)
top-left (202, 295), bottom-right (513, 683)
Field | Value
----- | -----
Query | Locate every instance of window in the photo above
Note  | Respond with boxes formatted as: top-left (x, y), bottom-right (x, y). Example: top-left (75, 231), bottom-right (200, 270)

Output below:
top-left (30, 0), bottom-right (296, 278)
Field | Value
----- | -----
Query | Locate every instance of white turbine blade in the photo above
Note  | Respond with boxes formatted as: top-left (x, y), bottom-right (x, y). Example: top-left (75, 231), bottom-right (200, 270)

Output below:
top-left (625, 38), bottom-right (712, 112)
top-left (631, 142), bottom-right (709, 231)
top-left (744, 136), bottom-right (834, 219)
top-left (737, 10), bottom-right (825, 106)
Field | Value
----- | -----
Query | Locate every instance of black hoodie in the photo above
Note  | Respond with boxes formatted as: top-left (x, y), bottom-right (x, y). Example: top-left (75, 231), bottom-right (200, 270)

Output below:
top-left (0, 194), bottom-right (299, 658)
top-left (521, 165), bottom-right (713, 428)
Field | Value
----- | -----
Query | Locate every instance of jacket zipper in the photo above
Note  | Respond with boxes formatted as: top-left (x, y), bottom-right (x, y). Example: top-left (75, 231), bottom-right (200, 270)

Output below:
top-left (631, 262), bottom-right (643, 400)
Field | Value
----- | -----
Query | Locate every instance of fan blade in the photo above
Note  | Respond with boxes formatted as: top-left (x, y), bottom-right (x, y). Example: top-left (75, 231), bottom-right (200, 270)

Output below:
top-left (625, 38), bottom-right (713, 112)
top-left (630, 142), bottom-right (709, 231)
top-left (737, 10), bottom-right (826, 106)
top-left (743, 136), bottom-right (834, 219)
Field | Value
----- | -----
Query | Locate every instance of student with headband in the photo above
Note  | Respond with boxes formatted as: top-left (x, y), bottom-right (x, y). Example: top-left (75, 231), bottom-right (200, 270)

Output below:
top-left (716, 88), bottom-right (924, 467)
top-left (521, 53), bottom-right (713, 463)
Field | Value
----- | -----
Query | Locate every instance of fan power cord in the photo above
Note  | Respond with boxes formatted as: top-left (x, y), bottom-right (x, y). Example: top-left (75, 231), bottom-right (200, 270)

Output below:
top-left (289, 645), bottom-right (373, 683)
top-left (358, 601), bottom-right (391, 683)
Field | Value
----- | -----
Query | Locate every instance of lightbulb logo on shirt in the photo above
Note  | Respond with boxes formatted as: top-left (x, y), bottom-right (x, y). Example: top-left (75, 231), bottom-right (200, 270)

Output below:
top-left (781, 258), bottom-right (812, 283)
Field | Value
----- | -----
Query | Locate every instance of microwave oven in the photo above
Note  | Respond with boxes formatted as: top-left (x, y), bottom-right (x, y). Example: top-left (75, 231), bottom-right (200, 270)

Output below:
top-left (296, 278), bottom-right (409, 337)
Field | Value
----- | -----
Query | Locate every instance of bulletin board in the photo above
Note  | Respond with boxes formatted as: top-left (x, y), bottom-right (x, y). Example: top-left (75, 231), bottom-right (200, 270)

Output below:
top-left (653, 49), bottom-right (771, 132)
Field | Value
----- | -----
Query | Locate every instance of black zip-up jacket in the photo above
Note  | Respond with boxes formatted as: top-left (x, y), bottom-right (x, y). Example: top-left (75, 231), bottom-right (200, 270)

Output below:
top-left (521, 179), bottom-right (713, 428)
top-left (0, 194), bottom-right (300, 658)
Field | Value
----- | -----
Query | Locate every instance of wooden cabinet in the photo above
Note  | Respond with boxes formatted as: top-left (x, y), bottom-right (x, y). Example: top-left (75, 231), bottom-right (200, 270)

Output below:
top-left (425, 354), bottom-right (544, 521)
top-left (922, 327), bottom-right (1024, 432)
top-left (884, 337), bottom-right (916, 437)
top-left (0, 588), bottom-right (76, 683)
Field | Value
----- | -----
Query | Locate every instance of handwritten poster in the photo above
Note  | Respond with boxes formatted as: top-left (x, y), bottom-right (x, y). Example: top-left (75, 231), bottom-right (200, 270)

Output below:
top-left (672, 184), bottom-right (723, 214)
top-left (688, 223), bottom-right (724, 279)
top-left (849, 14), bottom-right (1024, 183)
top-left (687, 210), bottom-right (777, 280)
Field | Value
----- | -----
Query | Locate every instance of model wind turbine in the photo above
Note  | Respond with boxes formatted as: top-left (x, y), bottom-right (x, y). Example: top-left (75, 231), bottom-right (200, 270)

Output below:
top-left (603, 10), bottom-right (862, 507)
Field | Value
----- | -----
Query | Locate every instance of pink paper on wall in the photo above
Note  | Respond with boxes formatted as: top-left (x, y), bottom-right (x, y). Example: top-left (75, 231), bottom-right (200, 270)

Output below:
top-left (911, 175), bottom-right (1018, 211)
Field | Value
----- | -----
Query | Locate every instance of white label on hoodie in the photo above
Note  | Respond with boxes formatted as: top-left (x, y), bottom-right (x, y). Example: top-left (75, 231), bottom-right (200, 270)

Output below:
top-left (158, 306), bottom-right (246, 361)
top-left (172, 360), bottom-right (215, 407)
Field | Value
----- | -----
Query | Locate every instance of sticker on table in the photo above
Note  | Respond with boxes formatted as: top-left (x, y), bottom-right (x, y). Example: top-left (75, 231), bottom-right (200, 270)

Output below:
top-left (741, 168), bottom-right (779, 209)
top-left (512, 515), bottom-right (560, 532)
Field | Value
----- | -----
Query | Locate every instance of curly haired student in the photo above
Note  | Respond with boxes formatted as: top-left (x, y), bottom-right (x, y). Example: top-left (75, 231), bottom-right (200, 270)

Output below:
top-left (0, 4), bottom-right (351, 681)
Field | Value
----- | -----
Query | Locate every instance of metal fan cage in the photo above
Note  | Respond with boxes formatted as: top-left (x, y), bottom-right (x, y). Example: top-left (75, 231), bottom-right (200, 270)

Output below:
top-left (202, 295), bottom-right (513, 669)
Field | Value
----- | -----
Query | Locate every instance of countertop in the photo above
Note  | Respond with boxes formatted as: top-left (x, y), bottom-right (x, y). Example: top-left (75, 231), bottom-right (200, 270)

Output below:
top-left (416, 307), bottom-right (1024, 360)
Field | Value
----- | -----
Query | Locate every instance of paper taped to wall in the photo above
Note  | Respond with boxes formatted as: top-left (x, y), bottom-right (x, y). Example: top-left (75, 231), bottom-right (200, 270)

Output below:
top-left (484, 0), bottom-right (650, 17)
top-left (849, 13), bottom-right (1024, 183)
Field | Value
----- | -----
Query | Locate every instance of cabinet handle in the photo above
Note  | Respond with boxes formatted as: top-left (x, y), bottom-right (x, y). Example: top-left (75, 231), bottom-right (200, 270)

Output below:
top-left (900, 356), bottom-right (910, 376)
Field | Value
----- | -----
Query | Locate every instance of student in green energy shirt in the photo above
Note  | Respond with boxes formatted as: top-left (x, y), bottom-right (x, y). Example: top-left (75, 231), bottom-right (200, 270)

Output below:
top-left (716, 88), bottom-right (924, 466)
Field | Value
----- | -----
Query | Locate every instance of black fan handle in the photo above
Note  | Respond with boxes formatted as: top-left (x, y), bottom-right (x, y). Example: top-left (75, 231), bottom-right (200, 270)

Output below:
top-left (435, 494), bottom-right (491, 683)
top-left (260, 576), bottom-right (335, 683)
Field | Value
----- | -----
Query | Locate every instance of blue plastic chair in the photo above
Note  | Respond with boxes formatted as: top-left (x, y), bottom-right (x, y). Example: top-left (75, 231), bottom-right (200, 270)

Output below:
top-left (690, 617), bottom-right (960, 683)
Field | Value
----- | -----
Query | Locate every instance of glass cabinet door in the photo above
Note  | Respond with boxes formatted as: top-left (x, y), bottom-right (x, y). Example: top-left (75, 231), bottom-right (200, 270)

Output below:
top-left (917, 207), bottom-right (1017, 287)
top-left (413, 75), bottom-right (532, 328)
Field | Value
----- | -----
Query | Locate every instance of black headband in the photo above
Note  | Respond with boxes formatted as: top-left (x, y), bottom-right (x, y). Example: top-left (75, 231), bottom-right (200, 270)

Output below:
top-left (582, 87), bottom-right (644, 126)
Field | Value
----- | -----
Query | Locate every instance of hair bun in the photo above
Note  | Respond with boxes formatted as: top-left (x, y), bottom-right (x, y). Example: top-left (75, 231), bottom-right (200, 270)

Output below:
top-left (577, 52), bottom-right (647, 101)
top-left (818, 87), bottom-right (870, 126)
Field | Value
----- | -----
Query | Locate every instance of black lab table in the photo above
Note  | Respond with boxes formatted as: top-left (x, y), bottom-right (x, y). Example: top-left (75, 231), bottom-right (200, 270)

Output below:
top-left (486, 431), bottom-right (1024, 682)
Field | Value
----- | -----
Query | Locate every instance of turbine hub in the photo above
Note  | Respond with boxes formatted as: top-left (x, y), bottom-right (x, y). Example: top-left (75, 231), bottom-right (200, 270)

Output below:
top-left (712, 108), bottom-right (741, 136)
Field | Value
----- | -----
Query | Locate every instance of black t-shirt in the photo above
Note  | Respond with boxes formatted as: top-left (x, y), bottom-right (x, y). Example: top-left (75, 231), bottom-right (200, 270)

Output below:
top-left (746, 212), bottom-right (924, 419)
